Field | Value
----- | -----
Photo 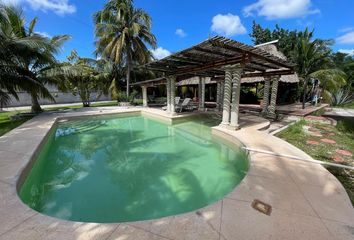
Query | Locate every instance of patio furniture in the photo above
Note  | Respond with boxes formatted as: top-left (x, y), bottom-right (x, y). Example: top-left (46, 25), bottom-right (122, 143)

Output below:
top-left (162, 97), bottom-right (181, 110)
top-left (176, 98), bottom-right (193, 112)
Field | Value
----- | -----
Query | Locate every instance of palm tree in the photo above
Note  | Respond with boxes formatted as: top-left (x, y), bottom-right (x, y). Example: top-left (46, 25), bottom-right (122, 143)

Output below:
top-left (0, 5), bottom-right (46, 106)
top-left (290, 28), bottom-right (342, 109)
top-left (57, 50), bottom-right (111, 107)
top-left (0, 5), bottom-right (69, 112)
top-left (94, 0), bottom-right (157, 97)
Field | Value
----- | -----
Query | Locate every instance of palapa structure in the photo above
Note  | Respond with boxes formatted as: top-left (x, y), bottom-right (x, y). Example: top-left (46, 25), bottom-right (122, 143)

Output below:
top-left (134, 36), bottom-right (296, 129)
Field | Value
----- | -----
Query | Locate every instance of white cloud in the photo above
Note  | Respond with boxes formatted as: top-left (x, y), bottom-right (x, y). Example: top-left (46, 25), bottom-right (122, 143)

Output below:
top-left (339, 27), bottom-right (354, 33)
top-left (211, 14), bottom-right (246, 37)
top-left (175, 28), bottom-right (186, 38)
top-left (336, 31), bottom-right (354, 44)
top-left (151, 47), bottom-right (171, 60)
top-left (243, 0), bottom-right (319, 19)
top-left (338, 49), bottom-right (354, 56)
top-left (27, 0), bottom-right (76, 15)
top-left (0, 0), bottom-right (76, 15)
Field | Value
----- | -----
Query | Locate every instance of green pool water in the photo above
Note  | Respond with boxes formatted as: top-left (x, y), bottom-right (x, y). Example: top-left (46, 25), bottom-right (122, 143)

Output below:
top-left (19, 114), bottom-right (249, 223)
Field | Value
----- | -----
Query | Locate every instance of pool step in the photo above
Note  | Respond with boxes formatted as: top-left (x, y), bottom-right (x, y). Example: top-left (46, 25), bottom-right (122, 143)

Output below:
top-left (56, 120), bottom-right (107, 138)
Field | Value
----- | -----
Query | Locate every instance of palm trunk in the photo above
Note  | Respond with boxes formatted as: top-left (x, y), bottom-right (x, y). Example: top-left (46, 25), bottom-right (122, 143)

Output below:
top-left (126, 49), bottom-right (132, 97)
top-left (302, 77), bottom-right (308, 109)
top-left (31, 92), bottom-right (42, 113)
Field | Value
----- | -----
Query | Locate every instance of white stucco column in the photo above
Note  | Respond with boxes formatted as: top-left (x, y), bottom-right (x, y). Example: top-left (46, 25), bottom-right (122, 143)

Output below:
top-left (198, 77), bottom-right (206, 111)
top-left (230, 67), bottom-right (243, 130)
top-left (166, 78), bottom-right (171, 113)
top-left (267, 75), bottom-right (280, 119)
top-left (220, 67), bottom-right (233, 126)
top-left (261, 77), bottom-right (271, 116)
top-left (142, 86), bottom-right (148, 107)
top-left (170, 76), bottom-right (176, 115)
top-left (219, 82), bottom-right (225, 111)
top-left (216, 82), bottom-right (221, 111)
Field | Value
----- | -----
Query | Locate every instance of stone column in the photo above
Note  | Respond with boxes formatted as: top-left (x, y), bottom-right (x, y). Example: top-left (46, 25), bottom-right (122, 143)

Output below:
top-left (166, 78), bottom-right (171, 113)
top-left (220, 68), bottom-right (233, 126)
top-left (230, 67), bottom-right (243, 130)
top-left (170, 76), bottom-right (176, 115)
top-left (219, 82), bottom-right (225, 111)
top-left (142, 86), bottom-right (148, 107)
top-left (261, 77), bottom-right (271, 116)
top-left (267, 76), bottom-right (280, 119)
top-left (216, 82), bottom-right (221, 111)
top-left (198, 77), bottom-right (206, 111)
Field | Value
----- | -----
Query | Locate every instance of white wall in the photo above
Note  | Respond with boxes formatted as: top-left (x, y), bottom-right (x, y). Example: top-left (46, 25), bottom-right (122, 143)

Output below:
top-left (6, 91), bottom-right (111, 107)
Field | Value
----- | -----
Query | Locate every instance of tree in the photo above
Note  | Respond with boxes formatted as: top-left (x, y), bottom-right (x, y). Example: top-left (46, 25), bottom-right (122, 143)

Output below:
top-left (290, 29), bottom-right (343, 108)
top-left (331, 52), bottom-right (354, 89)
top-left (250, 22), bottom-right (347, 108)
top-left (0, 5), bottom-right (70, 112)
top-left (94, 0), bottom-right (157, 97)
top-left (250, 21), bottom-right (298, 58)
top-left (0, 5), bottom-right (48, 108)
top-left (59, 50), bottom-right (111, 107)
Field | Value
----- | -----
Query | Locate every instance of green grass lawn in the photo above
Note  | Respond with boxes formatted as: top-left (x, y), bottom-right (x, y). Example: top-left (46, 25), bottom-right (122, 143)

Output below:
top-left (338, 101), bottom-right (354, 109)
top-left (277, 119), bottom-right (354, 205)
top-left (0, 111), bottom-right (32, 136)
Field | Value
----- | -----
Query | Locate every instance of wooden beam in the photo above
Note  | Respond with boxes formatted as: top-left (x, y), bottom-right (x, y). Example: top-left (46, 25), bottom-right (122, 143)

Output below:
top-left (242, 69), bottom-right (294, 78)
top-left (210, 38), bottom-right (293, 69)
top-left (193, 46), bottom-right (235, 58)
top-left (168, 57), bottom-right (205, 65)
top-left (173, 56), bottom-right (244, 76)
top-left (178, 52), bottom-right (219, 63)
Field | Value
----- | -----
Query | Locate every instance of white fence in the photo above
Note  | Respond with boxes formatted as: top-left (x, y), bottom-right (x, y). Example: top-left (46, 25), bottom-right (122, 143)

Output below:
top-left (5, 91), bottom-right (111, 107)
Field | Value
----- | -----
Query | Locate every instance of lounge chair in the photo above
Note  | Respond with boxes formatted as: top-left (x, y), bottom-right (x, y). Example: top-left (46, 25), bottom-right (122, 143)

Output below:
top-left (162, 97), bottom-right (181, 110)
top-left (176, 98), bottom-right (193, 112)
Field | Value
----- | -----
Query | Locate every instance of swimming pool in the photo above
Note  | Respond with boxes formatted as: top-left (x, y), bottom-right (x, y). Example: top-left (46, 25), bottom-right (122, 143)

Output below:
top-left (19, 113), bottom-right (249, 223)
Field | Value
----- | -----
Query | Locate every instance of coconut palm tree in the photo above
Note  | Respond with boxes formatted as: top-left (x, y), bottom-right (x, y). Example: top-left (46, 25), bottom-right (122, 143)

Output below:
top-left (290, 28), bottom-right (344, 108)
top-left (94, 0), bottom-right (157, 97)
top-left (0, 5), bottom-right (47, 106)
top-left (0, 5), bottom-right (70, 112)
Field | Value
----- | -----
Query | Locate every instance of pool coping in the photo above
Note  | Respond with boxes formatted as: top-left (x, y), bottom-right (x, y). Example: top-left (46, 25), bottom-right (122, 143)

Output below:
top-left (0, 107), bottom-right (353, 240)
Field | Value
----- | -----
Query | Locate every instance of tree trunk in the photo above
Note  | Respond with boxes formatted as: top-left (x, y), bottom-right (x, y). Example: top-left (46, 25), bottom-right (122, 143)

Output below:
top-left (126, 49), bottom-right (132, 97)
top-left (31, 92), bottom-right (43, 113)
top-left (302, 77), bottom-right (308, 109)
top-left (80, 88), bottom-right (91, 107)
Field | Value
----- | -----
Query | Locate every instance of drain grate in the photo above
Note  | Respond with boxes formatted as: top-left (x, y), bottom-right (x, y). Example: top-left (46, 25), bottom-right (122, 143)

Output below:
top-left (251, 199), bottom-right (272, 216)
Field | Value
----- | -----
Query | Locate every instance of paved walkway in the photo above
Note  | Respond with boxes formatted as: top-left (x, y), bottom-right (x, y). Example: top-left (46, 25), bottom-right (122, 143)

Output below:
top-left (240, 103), bottom-right (328, 117)
top-left (0, 107), bottom-right (353, 240)
top-left (324, 108), bottom-right (354, 118)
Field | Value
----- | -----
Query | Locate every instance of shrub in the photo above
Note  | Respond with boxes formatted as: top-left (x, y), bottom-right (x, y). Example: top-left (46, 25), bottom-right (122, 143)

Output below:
top-left (331, 89), bottom-right (353, 106)
top-left (336, 119), bottom-right (354, 134)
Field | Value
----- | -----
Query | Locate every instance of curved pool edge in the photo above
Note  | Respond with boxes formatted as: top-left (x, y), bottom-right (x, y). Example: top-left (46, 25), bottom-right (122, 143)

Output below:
top-left (0, 107), bottom-right (353, 240)
top-left (17, 111), bottom-right (251, 224)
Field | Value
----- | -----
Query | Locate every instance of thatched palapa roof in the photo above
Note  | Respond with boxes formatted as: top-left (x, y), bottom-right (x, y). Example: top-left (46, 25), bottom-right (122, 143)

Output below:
top-left (241, 41), bottom-right (299, 83)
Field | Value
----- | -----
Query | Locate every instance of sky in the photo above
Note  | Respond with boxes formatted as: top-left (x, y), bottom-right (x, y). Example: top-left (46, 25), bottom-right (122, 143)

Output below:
top-left (2, 0), bottom-right (354, 60)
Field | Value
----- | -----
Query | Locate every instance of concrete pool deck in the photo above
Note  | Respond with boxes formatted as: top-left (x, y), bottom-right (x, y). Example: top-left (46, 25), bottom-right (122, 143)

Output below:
top-left (0, 107), bottom-right (353, 240)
